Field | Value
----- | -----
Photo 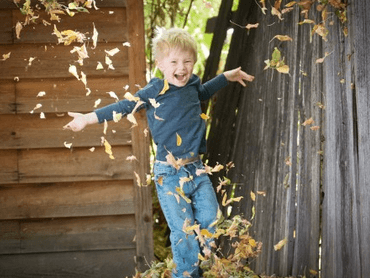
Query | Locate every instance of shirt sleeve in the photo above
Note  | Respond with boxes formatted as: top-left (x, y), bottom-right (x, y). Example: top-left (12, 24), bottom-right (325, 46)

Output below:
top-left (198, 74), bottom-right (228, 101)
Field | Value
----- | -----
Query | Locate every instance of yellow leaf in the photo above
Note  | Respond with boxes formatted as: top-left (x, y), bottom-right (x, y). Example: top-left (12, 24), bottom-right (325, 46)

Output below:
top-left (249, 238), bottom-right (257, 248)
top-left (157, 176), bottom-right (163, 186)
top-left (159, 79), bottom-right (169, 95)
top-left (271, 35), bottom-right (293, 42)
top-left (175, 187), bottom-right (191, 203)
top-left (302, 117), bottom-right (314, 126)
top-left (310, 126), bottom-right (320, 131)
top-left (222, 192), bottom-right (228, 206)
top-left (276, 64), bottom-right (290, 74)
top-left (1, 52), bottom-right (11, 61)
top-left (211, 163), bottom-right (224, 173)
top-left (15, 21), bottom-right (23, 39)
top-left (103, 138), bottom-right (115, 159)
top-left (176, 133), bottom-right (182, 146)
top-left (274, 237), bottom-right (288, 251)
top-left (200, 229), bottom-right (213, 238)
top-left (257, 190), bottom-right (266, 196)
top-left (250, 191), bottom-right (256, 201)
top-left (200, 113), bottom-right (209, 120)
top-left (285, 1), bottom-right (296, 7)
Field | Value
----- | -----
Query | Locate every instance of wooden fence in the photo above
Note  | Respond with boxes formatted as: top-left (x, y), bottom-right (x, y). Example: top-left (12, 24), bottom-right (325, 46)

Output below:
top-left (0, 0), bottom-right (153, 277)
top-left (205, 0), bottom-right (370, 277)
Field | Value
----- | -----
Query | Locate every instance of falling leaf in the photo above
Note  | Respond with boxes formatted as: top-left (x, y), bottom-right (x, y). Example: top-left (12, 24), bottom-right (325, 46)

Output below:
top-left (124, 92), bottom-right (140, 102)
top-left (15, 21), bottom-right (23, 39)
top-left (127, 113), bottom-right (138, 127)
top-left (92, 23), bottom-right (99, 49)
top-left (270, 35), bottom-right (293, 42)
top-left (126, 155), bottom-right (138, 162)
top-left (94, 99), bottom-right (101, 108)
top-left (176, 133), bottom-right (182, 146)
top-left (200, 113), bottom-right (209, 120)
top-left (107, 91), bottom-right (119, 101)
top-left (37, 91), bottom-right (46, 97)
top-left (257, 190), bottom-right (266, 196)
top-left (271, 7), bottom-right (283, 20)
top-left (122, 42), bottom-right (131, 47)
top-left (143, 128), bottom-right (149, 137)
top-left (310, 269), bottom-right (318, 275)
top-left (102, 138), bottom-right (115, 159)
top-left (250, 191), bottom-right (256, 201)
top-left (310, 126), bottom-right (320, 131)
top-left (212, 163), bottom-right (224, 173)
top-left (276, 64), bottom-right (290, 74)
top-left (316, 51), bottom-right (331, 64)
top-left (103, 120), bottom-right (108, 134)
top-left (68, 64), bottom-right (80, 80)
top-left (285, 1), bottom-right (297, 8)
top-left (64, 141), bottom-right (72, 149)
top-left (89, 147), bottom-right (95, 152)
top-left (285, 156), bottom-right (292, 166)
top-left (179, 176), bottom-right (193, 188)
top-left (113, 111), bottom-right (122, 122)
top-left (298, 19), bottom-right (316, 25)
top-left (134, 171), bottom-right (143, 187)
top-left (302, 117), bottom-right (314, 126)
top-left (274, 237), bottom-right (288, 251)
top-left (40, 112), bottom-right (45, 119)
top-left (80, 71), bottom-right (87, 87)
top-left (149, 98), bottom-right (160, 108)
top-left (176, 187), bottom-right (192, 203)
top-left (105, 48), bottom-right (120, 56)
top-left (105, 55), bottom-right (115, 70)
top-left (246, 23), bottom-right (259, 29)
top-left (157, 176), bottom-right (163, 186)
top-left (166, 151), bottom-right (182, 170)
top-left (159, 79), bottom-right (169, 95)
top-left (1, 52), bottom-right (11, 61)
top-left (96, 61), bottom-right (104, 70)
top-left (30, 103), bottom-right (42, 114)
top-left (146, 174), bottom-right (152, 186)
top-left (154, 112), bottom-right (164, 121)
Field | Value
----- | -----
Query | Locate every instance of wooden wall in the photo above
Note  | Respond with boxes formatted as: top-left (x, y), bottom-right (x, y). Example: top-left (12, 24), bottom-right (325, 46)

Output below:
top-left (205, 0), bottom-right (369, 277)
top-left (0, 0), bottom-right (153, 277)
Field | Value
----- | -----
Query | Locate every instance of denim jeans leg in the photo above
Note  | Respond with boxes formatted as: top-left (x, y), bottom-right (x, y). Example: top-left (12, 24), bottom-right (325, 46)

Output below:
top-left (154, 162), bottom-right (201, 278)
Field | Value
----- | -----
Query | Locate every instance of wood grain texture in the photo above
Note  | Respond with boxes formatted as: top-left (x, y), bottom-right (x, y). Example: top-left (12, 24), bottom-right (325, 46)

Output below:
top-left (0, 43), bottom-right (129, 80)
top-left (0, 113), bottom-right (132, 149)
top-left (126, 0), bottom-right (154, 271)
top-left (0, 215), bottom-right (136, 255)
top-left (0, 249), bottom-right (136, 278)
top-left (0, 180), bottom-right (135, 220)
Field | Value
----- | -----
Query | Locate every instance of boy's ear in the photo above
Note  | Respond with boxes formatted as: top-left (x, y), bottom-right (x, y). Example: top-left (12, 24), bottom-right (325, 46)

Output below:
top-left (156, 59), bottom-right (163, 71)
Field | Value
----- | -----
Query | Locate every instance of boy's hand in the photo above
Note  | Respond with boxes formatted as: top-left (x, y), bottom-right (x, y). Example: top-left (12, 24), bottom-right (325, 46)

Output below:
top-left (63, 112), bottom-right (97, 132)
top-left (224, 67), bottom-right (255, 87)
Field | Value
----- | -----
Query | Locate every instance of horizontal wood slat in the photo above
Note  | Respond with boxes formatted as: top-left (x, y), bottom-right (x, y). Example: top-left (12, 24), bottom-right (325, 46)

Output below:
top-left (0, 43), bottom-right (129, 80)
top-left (0, 146), bottom-right (135, 184)
top-left (0, 77), bottom-right (131, 114)
top-left (0, 180), bottom-right (135, 220)
top-left (0, 10), bottom-right (12, 44)
top-left (0, 0), bottom-right (127, 9)
top-left (0, 113), bottom-right (132, 149)
top-left (0, 249), bottom-right (136, 278)
top-left (0, 215), bottom-right (136, 255)
top-left (11, 8), bottom-right (127, 44)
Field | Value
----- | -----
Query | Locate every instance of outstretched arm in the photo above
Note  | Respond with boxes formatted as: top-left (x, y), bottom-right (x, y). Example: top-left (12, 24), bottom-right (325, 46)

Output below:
top-left (63, 112), bottom-right (99, 132)
top-left (223, 67), bottom-right (254, 87)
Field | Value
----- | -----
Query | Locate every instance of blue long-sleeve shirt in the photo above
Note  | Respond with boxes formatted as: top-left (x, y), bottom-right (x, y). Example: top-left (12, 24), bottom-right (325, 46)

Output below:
top-left (95, 73), bottom-right (228, 161)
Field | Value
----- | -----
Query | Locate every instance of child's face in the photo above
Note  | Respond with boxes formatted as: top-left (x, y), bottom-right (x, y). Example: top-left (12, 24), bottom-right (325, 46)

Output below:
top-left (157, 47), bottom-right (195, 87)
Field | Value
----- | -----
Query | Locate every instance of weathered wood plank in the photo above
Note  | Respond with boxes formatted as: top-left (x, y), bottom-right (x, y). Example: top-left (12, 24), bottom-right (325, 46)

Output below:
top-left (0, 80), bottom-right (15, 114)
top-left (0, 150), bottom-right (18, 183)
top-left (0, 249), bottom-right (136, 278)
top-left (12, 77), bottom-right (130, 114)
top-left (0, 43), bottom-right (129, 80)
top-left (127, 0), bottom-right (154, 271)
top-left (0, 0), bottom-right (127, 9)
top-left (0, 10), bottom-right (13, 44)
top-left (12, 8), bottom-right (128, 44)
top-left (0, 113), bottom-right (132, 149)
top-left (0, 215), bottom-right (136, 254)
top-left (16, 146), bottom-right (134, 184)
top-left (0, 180), bottom-right (135, 220)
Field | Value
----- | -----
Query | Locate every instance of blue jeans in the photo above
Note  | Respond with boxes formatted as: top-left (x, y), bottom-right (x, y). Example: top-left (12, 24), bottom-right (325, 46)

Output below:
top-left (154, 160), bottom-right (219, 278)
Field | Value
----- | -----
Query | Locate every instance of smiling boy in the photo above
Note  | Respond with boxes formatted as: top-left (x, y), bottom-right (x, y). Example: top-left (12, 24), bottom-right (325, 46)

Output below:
top-left (64, 28), bottom-right (254, 277)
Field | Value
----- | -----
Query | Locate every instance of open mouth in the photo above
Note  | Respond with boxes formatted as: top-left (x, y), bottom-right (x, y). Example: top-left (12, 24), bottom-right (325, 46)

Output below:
top-left (175, 74), bottom-right (186, 82)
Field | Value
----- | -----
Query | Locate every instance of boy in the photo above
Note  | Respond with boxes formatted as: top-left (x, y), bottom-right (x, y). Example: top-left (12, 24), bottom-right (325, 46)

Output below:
top-left (64, 28), bottom-right (254, 277)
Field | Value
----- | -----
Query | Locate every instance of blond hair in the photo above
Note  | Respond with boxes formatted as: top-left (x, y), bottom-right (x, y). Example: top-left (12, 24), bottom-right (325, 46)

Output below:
top-left (152, 28), bottom-right (197, 62)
